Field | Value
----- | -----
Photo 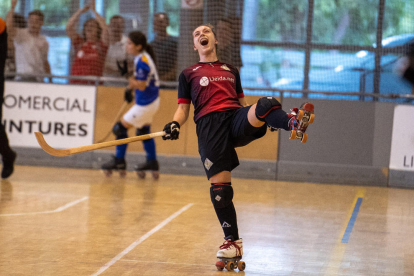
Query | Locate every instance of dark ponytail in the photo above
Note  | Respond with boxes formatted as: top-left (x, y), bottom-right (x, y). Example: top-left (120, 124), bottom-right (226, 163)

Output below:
top-left (128, 31), bottom-right (157, 65)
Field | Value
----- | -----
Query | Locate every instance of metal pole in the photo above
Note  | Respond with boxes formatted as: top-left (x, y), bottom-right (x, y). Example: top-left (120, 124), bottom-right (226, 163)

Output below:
top-left (374, 0), bottom-right (386, 100)
top-left (303, 0), bottom-right (314, 99)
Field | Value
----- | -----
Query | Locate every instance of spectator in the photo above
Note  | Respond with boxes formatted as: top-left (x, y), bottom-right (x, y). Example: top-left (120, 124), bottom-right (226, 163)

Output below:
top-left (150, 12), bottom-right (177, 81)
top-left (6, 0), bottom-right (51, 82)
top-left (103, 15), bottom-right (131, 86)
top-left (216, 17), bottom-right (243, 71)
top-left (66, 1), bottom-right (108, 84)
top-left (5, 13), bottom-right (26, 80)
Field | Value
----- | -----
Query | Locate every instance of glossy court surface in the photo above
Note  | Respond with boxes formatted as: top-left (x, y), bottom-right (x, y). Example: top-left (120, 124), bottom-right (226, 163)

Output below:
top-left (1, 166), bottom-right (413, 276)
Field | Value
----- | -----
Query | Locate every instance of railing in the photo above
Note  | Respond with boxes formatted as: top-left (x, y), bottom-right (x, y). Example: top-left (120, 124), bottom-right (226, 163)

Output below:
top-left (5, 72), bottom-right (414, 103)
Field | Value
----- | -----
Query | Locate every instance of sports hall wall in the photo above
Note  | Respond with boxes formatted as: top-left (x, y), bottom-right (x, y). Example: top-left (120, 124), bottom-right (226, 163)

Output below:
top-left (5, 84), bottom-right (413, 188)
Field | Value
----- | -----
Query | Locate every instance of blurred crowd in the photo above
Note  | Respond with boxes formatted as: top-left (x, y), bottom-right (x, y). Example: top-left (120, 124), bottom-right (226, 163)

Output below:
top-left (5, 0), bottom-right (243, 86)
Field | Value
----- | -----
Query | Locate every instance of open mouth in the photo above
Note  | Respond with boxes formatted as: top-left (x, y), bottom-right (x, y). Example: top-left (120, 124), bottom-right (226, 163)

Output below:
top-left (200, 37), bottom-right (209, 46)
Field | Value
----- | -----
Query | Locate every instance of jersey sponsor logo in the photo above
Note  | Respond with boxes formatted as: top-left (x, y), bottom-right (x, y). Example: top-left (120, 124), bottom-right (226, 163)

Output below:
top-left (204, 158), bottom-right (213, 170)
top-left (221, 221), bottom-right (231, 228)
top-left (221, 64), bottom-right (231, 71)
top-left (209, 76), bottom-right (235, 83)
top-left (193, 66), bottom-right (202, 71)
top-left (200, 76), bottom-right (209, 86)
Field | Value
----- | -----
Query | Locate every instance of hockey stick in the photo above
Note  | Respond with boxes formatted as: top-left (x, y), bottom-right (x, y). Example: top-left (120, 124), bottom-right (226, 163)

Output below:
top-left (34, 131), bottom-right (166, 157)
top-left (97, 101), bottom-right (129, 143)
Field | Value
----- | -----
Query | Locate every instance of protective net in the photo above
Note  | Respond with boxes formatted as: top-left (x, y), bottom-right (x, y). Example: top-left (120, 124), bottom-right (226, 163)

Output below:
top-left (1, 0), bottom-right (413, 101)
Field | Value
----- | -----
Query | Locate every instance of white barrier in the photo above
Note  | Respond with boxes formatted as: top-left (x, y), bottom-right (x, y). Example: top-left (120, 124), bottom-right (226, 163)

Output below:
top-left (3, 81), bottom-right (96, 149)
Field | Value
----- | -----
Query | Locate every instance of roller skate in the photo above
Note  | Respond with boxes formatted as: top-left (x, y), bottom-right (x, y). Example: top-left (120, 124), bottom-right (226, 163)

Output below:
top-left (135, 159), bottom-right (159, 179)
top-left (101, 156), bottom-right (126, 177)
top-left (1, 150), bottom-right (17, 179)
top-left (288, 102), bottom-right (315, 143)
top-left (215, 236), bottom-right (245, 271)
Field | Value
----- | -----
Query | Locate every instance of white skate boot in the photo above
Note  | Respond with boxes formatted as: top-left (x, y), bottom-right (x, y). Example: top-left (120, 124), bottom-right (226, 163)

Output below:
top-left (215, 236), bottom-right (245, 271)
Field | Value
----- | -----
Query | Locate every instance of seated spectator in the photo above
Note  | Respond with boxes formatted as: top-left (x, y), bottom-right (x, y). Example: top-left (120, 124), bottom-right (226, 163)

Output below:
top-left (216, 17), bottom-right (243, 71)
top-left (150, 12), bottom-right (177, 81)
top-left (394, 43), bottom-right (414, 98)
top-left (5, 13), bottom-right (26, 80)
top-left (103, 15), bottom-right (131, 86)
top-left (66, 2), bottom-right (108, 84)
top-left (6, 0), bottom-right (51, 82)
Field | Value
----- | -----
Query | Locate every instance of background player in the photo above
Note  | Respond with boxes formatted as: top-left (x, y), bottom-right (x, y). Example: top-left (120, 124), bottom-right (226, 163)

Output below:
top-left (101, 31), bottom-right (161, 179)
top-left (0, 18), bottom-right (17, 179)
top-left (162, 23), bottom-right (313, 268)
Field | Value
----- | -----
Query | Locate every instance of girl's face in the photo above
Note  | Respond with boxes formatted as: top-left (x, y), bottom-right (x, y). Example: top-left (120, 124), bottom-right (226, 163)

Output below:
top-left (126, 38), bottom-right (142, 55)
top-left (193, 25), bottom-right (218, 55)
top-left (84, 20), bottom-right (99, 42)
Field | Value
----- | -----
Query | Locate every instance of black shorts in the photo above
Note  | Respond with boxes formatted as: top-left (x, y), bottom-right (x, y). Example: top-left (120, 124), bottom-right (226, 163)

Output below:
top-left (196, 106), bottom-right (267, 179)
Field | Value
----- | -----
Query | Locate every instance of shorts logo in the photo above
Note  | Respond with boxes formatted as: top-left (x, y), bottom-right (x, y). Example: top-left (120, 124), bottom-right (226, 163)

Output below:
top-left (204, 158), bottom-right (213, 170)
top-left (221, 64), bottom-right (230, 71)
top-left (215, 195), bottom-right (221, 201)
top-left (200, 76), bottom-right (209, 86)
top-left (222, 221), bottom-right (231, 228)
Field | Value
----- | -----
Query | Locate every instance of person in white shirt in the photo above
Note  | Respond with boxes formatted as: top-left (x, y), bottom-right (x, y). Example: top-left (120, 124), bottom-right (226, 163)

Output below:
top-left (6, 0), bottom-right (51, 82)
top-left (103, 15), bottom-right (131, 86)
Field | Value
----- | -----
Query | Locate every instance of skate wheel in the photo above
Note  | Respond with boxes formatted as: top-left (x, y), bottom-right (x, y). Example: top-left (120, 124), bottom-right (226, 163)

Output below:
top-left (237, 261), bottom-right (246, 271)
top-left (152, 171), bottom-right (160, 180)
top-left (119, 170), bottom-right (127, 178)
top-left (301, 133), bottom-right (308, 143)
top-left (215, 261), bottom-right (225, 271)
top-left (226, 262), bottom-right (235, 271)
top-left (137, 171), bottom-right (146, 179)
top-left (102, 170), bottom-right (112, 177)
top-left (309, 114), bottom-right (315, 124)
top-left (297, 110), bottom-right (304, 121)
top-left (290, 130), bottom-right (297, 140)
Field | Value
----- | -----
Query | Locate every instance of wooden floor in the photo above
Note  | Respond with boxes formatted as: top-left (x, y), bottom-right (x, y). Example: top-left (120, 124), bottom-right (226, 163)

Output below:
top-left (1, 166), bottom-right (414, 276)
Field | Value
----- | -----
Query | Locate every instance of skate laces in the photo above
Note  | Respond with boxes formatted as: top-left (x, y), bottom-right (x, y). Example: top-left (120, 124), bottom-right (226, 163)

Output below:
top-left (288, 108), bottom-right (299, 130)
top-left (219, 240), bottom-right (242, 257)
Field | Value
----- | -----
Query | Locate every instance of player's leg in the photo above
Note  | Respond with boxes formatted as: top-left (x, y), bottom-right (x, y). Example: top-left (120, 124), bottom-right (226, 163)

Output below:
top-left (196, 112), bottom-right (243, 260)
top-left (135, 125), bottom-right (159, 179)
top-left (101, 118), bottom-right (131, 175)
top-left (210, 171), bottom-right (243, 259)
top-left (250, 96), bottom-right (292, 130)
top-left (0, 124), bottom-right (16, 179)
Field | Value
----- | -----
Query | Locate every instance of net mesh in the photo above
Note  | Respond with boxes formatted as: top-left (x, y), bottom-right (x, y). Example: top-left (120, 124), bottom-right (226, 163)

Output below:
top-left (1, 0), bottom-right (414, 101)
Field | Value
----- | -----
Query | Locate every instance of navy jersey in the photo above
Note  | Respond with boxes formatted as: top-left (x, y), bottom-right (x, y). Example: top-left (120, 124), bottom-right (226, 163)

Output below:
top-left (178, 61), bottom-right (244, 122)
top-left (134, 51), bottom-right (159, 105)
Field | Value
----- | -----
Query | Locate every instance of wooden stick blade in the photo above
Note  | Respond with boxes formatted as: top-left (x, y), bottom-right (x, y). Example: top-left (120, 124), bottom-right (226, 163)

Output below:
top-left (34, 131), bottom-right (166, 157)
top-left (35, 132), bottom-right (72, 157)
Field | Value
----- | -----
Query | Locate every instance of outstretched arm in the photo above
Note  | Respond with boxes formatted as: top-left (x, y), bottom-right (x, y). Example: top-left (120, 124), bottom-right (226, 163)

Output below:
top-left (6, 0), bottom-right (18, 39)
top-left (90, 0), bottom-right (108, 45)
top-left (66, 5), bottom-right (89, 41)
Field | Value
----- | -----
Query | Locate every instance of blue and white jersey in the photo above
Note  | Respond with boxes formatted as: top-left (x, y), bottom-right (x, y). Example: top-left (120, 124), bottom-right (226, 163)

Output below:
top-left (134, 51), bottom-right (160, 105)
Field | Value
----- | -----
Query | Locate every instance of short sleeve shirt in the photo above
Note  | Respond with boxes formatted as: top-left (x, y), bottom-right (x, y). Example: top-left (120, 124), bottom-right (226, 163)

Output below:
top-left (178, 61), bottom-right (244, 122)
top-left (13, 28), bottom-right (49, 74)
top-left (134, 51), bottom-right (159, 106)
top-left (70, 35), bottom-right (108, 83)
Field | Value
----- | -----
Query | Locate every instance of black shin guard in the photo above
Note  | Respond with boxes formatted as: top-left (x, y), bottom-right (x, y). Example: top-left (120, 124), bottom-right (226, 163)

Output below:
top-left (265, 109), bottom-right (291, 131)
top-left (210, 183), bottom-right (239, 240)
top-left (255, 97), bottom-right (291, 131)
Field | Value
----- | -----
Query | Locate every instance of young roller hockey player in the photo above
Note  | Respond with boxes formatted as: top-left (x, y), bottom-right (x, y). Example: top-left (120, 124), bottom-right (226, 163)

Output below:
top-left (162, 24), bottom-right (314, 271)
top-left (101, 31), bottom-right (160, 179)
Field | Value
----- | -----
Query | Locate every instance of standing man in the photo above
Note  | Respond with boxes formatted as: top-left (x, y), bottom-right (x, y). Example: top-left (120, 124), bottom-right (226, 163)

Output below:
top-left (6, 0), bottom-right (51, 82)
top-left (0, 18), bottom-right (17, 179)
top-left (103, 15), bottom-right (131, 85)
top-left (150, 13), bottom-right (178, 81)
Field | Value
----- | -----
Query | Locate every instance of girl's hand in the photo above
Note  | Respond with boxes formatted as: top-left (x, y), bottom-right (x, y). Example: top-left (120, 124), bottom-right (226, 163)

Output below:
top-left (80, 5), bottom-right (90, 13)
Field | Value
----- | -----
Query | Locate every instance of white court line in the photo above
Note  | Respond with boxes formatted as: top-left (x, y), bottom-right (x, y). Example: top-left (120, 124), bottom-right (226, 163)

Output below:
top-left (90, 203), bottom-right (194, 276)
top-left (0, 196), bottom-right (89, 217)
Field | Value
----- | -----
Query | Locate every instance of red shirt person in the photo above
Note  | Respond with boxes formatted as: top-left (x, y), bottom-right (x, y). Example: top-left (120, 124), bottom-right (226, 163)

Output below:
top-left (66, 2), bottom-right (108, 84)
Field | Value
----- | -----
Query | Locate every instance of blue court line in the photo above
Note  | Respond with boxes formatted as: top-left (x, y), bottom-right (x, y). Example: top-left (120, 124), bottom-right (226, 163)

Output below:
top-left (341, 197), bottom-right (363, 243)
